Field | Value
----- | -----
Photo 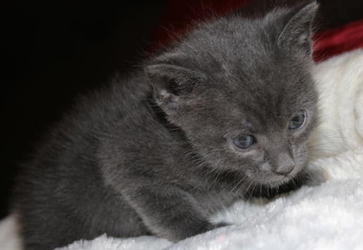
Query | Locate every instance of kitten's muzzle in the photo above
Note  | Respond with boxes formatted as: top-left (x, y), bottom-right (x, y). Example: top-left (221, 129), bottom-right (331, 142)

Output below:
top-left (272, 154), bottom-right (295, 175)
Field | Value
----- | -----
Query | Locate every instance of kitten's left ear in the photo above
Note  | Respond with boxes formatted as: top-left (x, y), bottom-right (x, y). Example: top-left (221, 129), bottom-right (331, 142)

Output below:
top-left (277, 1), bottom-right (319, 56)
top-left (144, 60), bottom-right (207, 112)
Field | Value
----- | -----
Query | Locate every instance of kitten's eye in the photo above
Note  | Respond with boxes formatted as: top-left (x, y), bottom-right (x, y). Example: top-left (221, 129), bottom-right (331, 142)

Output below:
top-left (289, 110), bottom-right (306, 130)
top-left (232, 135), bottom-right (256, 149)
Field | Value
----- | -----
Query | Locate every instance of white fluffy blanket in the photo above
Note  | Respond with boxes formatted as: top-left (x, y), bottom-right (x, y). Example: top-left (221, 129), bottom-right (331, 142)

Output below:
top-left (1, 49), bottom-right (362, 250)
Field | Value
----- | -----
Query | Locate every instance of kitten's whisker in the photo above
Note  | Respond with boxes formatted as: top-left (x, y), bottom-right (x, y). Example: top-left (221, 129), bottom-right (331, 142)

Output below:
top-left (229, 175), bottom-right (248, 196)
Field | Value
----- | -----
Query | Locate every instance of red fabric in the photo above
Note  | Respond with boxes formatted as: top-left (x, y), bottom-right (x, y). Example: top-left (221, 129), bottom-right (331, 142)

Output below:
top-left (313, 19), bottom-right (363, 61)
top-left (152, 0), bottom-right (363, 62)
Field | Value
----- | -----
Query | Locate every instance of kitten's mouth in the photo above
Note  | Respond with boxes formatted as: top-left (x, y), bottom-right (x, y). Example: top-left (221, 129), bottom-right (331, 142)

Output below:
top-left (252, 174), bottom-right (289, 188)
top-left (270, 167), bottom-right (302, 186)
top-left (277, 175), bottom-right (292, 184)
top-left (269, 175), bottom-right (290, 187)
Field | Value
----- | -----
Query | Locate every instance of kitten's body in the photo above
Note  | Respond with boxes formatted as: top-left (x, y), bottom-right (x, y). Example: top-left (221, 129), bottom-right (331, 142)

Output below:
top-left (14, 2), bottom-right (319, 250)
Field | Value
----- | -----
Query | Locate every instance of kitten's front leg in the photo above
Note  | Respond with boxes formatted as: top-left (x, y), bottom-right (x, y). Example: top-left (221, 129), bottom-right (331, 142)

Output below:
top-left (122, 185), bottom-right (223, 242)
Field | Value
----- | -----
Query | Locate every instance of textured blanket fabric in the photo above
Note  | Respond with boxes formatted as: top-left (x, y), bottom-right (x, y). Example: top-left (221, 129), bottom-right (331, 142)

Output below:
top-left (0, 49), bottom-right (362, 250)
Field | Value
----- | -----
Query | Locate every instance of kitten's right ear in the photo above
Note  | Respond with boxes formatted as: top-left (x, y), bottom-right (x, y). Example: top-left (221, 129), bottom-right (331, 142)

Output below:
top-left (277, 1), bottom-right (319, 56)
top-left (144, 62), bottom-right (207, 111)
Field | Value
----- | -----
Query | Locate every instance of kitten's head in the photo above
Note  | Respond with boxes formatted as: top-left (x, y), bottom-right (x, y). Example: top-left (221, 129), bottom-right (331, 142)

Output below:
top-left (145, 2), bottom-right (319, 187)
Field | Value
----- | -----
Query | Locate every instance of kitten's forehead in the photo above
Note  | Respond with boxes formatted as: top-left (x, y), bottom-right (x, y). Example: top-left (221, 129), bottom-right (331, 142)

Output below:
top-left (227, 100), bottom-right (288, 132)
top-left (209, 75), bottom-right (313, 133)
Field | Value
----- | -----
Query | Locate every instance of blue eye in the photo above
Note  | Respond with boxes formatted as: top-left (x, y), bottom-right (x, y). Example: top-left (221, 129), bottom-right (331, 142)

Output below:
top-left (232, 135), bottom-right (256, 149)
top-left (289, 110), bottom-right (306, 130)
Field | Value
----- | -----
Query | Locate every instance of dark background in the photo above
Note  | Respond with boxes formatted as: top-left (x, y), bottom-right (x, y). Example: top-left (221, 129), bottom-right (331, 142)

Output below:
top-left (2, 0), bottom-right (363, 219)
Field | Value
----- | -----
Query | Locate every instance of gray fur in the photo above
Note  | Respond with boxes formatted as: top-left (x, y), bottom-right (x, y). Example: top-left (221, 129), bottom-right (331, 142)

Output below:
top-left (13, 2), bottom-right (319, 250)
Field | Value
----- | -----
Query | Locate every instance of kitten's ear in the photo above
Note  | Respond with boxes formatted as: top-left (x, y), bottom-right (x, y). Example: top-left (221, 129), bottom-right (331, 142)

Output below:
top-left (144, 62), bottom-right (207, 111)
top-left (277, 1), bottom-right (318, 56)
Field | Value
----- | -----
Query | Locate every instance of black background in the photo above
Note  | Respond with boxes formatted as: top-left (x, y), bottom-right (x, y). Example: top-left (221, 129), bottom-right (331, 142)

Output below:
top-left (2, 0), bottom-right (363, 219)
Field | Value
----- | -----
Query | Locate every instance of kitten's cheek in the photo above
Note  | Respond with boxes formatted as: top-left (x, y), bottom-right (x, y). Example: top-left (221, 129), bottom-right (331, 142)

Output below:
top-left (293, 145), bottom-right (308, 167)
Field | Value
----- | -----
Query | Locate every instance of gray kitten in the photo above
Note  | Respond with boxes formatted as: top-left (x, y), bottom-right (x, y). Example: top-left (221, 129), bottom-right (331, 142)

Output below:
top-left (13, 2), bottom-right (319, 250)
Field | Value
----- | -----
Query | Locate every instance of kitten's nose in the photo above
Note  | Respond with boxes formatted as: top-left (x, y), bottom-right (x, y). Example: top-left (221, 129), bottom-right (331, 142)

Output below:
top-left (273, 154), bottom-right (295, 175)
top-left (274, 165), bottom-right (294, 175)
